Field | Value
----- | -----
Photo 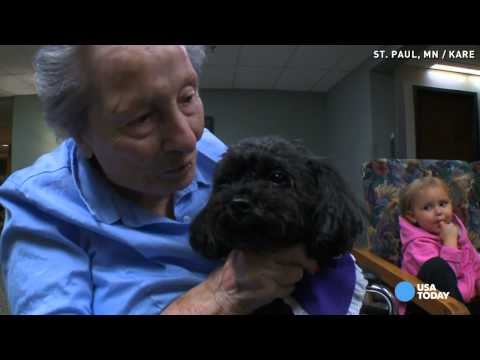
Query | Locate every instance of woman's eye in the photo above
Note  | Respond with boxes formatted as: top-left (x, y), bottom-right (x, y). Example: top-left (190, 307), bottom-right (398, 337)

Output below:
top-left (122, 113), bottom-right (156, 137)
top-left (130, 113), bottom-right (151, 126)
top-left (181, 91), bottom-right (196, 105)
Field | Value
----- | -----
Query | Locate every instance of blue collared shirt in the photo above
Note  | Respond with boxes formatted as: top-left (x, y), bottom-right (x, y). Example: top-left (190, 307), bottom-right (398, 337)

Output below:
top-left (0, 129), bottom-right (226, 315)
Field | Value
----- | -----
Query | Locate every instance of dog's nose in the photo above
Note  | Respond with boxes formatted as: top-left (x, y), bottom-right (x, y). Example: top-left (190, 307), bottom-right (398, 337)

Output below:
top-left (231, 197), bottom-right (252, 214)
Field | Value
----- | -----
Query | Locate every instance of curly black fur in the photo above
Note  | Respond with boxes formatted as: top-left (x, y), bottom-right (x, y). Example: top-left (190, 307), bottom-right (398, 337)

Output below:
top-left (190, 136), bottom-right (367, 268)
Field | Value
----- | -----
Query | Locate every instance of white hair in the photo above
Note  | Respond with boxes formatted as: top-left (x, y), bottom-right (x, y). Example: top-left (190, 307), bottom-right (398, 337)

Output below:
top-left (34, 45), bottom-right (208, 139)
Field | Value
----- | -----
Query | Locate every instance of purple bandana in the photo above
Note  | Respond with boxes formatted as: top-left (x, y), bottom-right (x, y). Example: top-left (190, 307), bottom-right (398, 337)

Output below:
top-left (292, 254), bottom-right (356, 315)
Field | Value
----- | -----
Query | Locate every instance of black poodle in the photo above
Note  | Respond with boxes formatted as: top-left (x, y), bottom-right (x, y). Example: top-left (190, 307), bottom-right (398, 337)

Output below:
top-left (189, 136), bottom-right (366, 314)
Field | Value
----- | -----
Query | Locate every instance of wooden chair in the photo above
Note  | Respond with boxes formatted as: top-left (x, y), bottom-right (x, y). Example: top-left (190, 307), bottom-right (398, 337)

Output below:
top-left (353, 248), bottom-right (470, 315)
top-left (357, 159), bottom-right (480, 315)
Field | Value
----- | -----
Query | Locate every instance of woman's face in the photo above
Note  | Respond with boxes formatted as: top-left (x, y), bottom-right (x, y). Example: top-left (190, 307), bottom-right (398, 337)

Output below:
top-left (406, 185), bottom-right (454, 235)
top-left (79, 45), bottom-right (205, 200)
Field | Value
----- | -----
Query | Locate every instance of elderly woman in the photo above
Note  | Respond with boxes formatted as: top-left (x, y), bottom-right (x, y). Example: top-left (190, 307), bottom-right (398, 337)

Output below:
top-left (0, 45), bottom-right (364, 315)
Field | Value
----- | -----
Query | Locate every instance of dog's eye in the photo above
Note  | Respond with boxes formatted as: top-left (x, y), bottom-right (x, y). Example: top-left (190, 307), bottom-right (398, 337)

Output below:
top-left (270, 170), bottom-right (290, 186)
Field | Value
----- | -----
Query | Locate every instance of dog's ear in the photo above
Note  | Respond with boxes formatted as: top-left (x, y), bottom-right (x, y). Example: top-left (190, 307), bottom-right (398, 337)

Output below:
top-left (189, 208), bottom-right (231, 260)
top-left (306, 158), bottom-right (366, 264)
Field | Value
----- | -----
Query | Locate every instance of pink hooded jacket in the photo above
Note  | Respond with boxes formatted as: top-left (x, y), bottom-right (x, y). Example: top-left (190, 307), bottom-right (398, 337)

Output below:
top-left (398, 215), bottom-right (480, 314)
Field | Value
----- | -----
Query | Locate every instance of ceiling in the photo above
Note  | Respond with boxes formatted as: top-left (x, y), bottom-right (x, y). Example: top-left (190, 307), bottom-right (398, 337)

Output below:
top-left (0, 45), bottom-right (384, 97)
top-left (2, 44), bottom-right (478, 133)
top-left (2, 45), bottom-right (480, 98)
top-left (200, 45), bottom-right (382, 92)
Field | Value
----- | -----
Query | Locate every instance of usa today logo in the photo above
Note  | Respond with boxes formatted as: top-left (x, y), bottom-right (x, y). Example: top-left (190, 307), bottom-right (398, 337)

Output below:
top-left (394, 281), bottom-right (450, 302)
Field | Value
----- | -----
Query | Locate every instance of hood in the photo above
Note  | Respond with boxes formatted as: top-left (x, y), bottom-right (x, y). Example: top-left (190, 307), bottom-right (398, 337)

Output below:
top-left (399, 214), bottom-right (466, 249)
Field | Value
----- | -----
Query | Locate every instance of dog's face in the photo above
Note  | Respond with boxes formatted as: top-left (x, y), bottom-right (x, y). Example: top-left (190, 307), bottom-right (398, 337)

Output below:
top-left (190, 137), bottom-right (365, 265)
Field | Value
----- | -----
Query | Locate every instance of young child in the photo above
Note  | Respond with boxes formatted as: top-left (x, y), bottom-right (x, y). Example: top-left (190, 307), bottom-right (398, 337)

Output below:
top-left (398, 176), bottom-right (480, 315)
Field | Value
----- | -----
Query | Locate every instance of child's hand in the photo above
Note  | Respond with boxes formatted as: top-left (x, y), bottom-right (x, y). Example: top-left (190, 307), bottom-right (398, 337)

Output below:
top-left (439, 221), bottom-right (459, 248)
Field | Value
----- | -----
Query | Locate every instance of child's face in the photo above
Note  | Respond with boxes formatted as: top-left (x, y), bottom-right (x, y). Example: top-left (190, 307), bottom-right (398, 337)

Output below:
top-left (406, 185), bottom-right (453, 235)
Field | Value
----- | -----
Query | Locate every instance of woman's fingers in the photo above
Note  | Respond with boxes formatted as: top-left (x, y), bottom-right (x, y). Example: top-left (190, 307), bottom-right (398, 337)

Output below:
top-left (272, 245), bottom-right (318, 274)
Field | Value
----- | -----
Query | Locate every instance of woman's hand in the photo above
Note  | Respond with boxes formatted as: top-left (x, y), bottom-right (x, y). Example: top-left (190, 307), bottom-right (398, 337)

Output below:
top-left (162, 244), bottom-right (318, 315)
top-left (205, 245), bottom-right (318, 314)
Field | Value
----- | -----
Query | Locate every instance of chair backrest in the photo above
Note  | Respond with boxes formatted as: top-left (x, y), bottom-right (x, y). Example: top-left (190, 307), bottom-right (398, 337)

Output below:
top-left (468, 161), bottom-right (480, 247)
top-left (362, 159), bottom-right (479, 267)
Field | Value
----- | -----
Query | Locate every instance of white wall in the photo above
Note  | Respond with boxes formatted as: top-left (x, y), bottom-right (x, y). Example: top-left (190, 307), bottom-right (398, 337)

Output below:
top-left (11, 95), bottom-right (58, 171)
top-left (8, 78), bottom-right (381, 200)
top-left (371, 71), bottom-right (396, 159)
top-left (9, 91), bottom-right (329, 172)
top-left (201, 90), bottom-right (329, 157)
top-left (326, 63), bottom-right (374, 201)
top-left (394, 65), bottom-right (480, 158)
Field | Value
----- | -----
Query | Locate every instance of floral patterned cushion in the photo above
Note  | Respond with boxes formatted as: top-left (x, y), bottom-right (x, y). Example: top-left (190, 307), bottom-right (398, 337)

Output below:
top-left (469, 161), bottom-right (480, 250)
top-left (362, 159), bottom-right (477, 267)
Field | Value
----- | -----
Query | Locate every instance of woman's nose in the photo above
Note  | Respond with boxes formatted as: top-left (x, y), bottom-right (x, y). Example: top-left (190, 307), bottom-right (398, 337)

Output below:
top-left (162, 113), bottom-right (198, 154)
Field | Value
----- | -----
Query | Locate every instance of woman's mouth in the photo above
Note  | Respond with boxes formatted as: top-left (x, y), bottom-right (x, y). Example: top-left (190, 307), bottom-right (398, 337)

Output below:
top-left (162, 162), bottom-right (193, 177)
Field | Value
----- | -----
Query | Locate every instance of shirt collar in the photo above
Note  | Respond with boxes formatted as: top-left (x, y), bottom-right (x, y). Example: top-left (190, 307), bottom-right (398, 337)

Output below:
top-left (195, 158), bottom-right (212, 187)
top-left (71, 141), bottom-right (121, 225)
top-left (70, 140), bottom-right (208, 227)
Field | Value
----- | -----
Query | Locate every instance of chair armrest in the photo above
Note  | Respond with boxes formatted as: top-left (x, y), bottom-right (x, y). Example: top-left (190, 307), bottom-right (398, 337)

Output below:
top-left (352, 247), bottom-right (470, 315)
